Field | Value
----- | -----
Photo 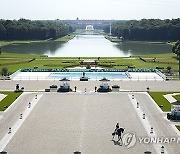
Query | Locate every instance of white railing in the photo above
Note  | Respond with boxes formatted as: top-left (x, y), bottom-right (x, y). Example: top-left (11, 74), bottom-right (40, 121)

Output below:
top-left (11, 76), bottom-right (164, 81)
top-left (9, 69), bottom-right (21, 80)
top-left (155, 69), bottom-right (167, 80)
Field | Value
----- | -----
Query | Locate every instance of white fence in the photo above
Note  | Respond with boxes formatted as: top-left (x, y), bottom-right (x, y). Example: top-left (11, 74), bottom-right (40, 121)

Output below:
top-left (11, 76), bottom-right (164, 81)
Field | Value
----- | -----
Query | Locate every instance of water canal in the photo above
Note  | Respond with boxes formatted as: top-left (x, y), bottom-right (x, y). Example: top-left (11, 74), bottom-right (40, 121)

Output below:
top-left (3, 35), bottom-right (171, 57)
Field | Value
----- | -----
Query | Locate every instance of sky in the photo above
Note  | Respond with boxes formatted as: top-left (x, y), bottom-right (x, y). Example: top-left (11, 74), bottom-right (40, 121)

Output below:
top-left (0, 0), bottom-right (180, 20)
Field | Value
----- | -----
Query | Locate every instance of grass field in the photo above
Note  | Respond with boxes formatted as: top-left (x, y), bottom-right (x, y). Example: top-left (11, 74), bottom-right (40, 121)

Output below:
top-left (0, 33), bottom-right (76, 47)
top-left (173, 94), bottom-right (180, 100)
top-left (0, 52), bottom-right (179, 76)
top-left (0, 40), bottom-right (50, 47)
top-left (0, 52), bottom-right (81, 74)
top-left (175, 125), bottom-right (180, 131)
top-left (98, 53), bottom-right (178, 72)
top-left (149, 92), bottom-right (173, 112)
top-left (0, 91), bottom-right (22, 111)
top-left (55, 34), bottom-right (75, 42)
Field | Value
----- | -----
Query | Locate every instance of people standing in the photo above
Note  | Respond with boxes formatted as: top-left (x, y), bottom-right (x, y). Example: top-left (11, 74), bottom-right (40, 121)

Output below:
top-left (112, 123), bottom-right (120, 140)
top-left (95, 86), bottom-right (97, 92)
top-left (114, 123), bottom-right (119, 134)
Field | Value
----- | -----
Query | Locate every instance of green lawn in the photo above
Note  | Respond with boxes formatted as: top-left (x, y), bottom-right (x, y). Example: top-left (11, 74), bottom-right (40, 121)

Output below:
top-left (0, 40), bottom-right (49, 47)
top-left (98, 54), bottom-right (178, 72)
top-left (0, 52), bottom-right (44, 58)
top-left (0, 91), bottom-right (22, 111)
top-left (55, 34), bottom-right (75, 42)
top-left (0, 33), bottom-right (75, 47)
top-left (0, 52), bottom-right (179, 75)
top-left (173, 94), bottom-right (180, 100)
top-left (149, 92), bottom-right (173, 112)
top-left (176, 125), bottom-right (180, 131)
top-left (0, 52), bottom-right (80, 74)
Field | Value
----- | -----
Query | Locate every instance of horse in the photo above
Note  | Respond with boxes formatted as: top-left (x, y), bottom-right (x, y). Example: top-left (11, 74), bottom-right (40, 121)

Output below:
top-left (112, 127), bottom-right (124, 142)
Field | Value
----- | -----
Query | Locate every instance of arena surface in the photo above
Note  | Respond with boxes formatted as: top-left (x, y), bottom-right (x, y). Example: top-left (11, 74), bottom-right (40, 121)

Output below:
top-left (0, 80), bottom-right (180, 154)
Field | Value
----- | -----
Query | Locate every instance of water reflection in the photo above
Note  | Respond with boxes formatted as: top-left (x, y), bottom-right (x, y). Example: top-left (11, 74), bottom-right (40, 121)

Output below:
top-left (3, 35), bottom-right (171, 57)
top-left (116, 41), bottom-right (171, 55)
top-left (44, 35), bottom-right (131, 57)
top-left (3, 42), bottom-right (64, 55)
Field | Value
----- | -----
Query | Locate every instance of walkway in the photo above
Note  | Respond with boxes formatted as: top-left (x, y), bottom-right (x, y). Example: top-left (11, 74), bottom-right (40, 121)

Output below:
top-left (0, 80), bottom-right (180, 92)
top-left (0, 80), bottom-right (179, 153)
top-left (0, 92), bottom-right (179, 153)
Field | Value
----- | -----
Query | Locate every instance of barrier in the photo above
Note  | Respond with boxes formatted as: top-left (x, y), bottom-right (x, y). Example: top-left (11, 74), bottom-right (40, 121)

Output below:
top-left (155, 69), bottom-right (167, 81)
top-left (10, 68), bottom-right (165, 81)
top-left (11, 76), bottom-right (164, 81)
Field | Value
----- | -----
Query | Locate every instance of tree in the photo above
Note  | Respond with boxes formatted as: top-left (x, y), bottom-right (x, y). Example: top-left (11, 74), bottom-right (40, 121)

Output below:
top-left (0, 46), bottom-right (2, 54)
top-left (0, 19), bottom-right (75, 40)
top-left (172, 40), bottom-right (180, 78)
top-left (104, 18), bottom-right (180, 41)
top-left (86, 64), bottom-right (91, 69)
top-left (2, 67), bottom-right (8, 76)
top-left (166, 66), bottom-right (172, 74)
top-left (0, 24), bottom-right (6, 39)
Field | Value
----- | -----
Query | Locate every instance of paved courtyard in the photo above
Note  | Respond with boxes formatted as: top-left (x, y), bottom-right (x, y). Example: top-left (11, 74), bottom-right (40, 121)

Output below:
top-left (0, 80), bottom-right (180, 153)
top-left (0, 90), bottom-right (179, 153)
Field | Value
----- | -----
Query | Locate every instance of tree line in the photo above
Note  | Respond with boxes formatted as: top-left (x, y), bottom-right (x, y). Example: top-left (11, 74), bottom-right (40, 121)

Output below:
top-left (104, 19), bottom-right (180, 41)
top-left (0, 19), bottom-right (76, 40)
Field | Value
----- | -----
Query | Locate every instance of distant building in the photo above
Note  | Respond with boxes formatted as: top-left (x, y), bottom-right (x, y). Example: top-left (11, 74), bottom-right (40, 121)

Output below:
top-left (85, 25), bottom-right (94, 31)
top-left (85, 25), bottom-right (94, 35)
